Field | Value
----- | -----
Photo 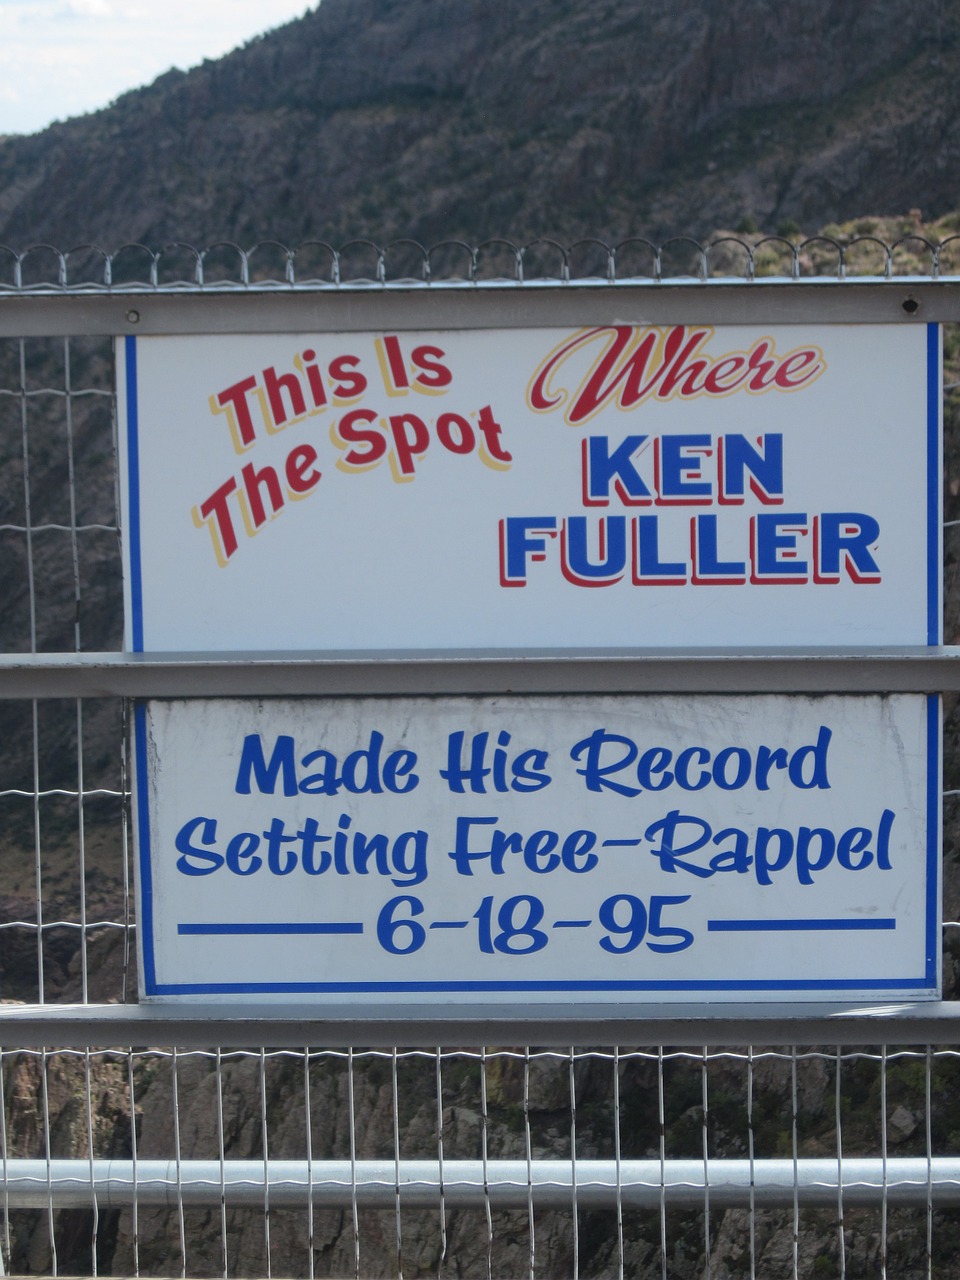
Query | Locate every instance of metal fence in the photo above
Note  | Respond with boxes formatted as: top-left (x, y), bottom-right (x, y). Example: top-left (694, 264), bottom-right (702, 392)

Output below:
top-left (1, 239), bottom-right (960, 1278)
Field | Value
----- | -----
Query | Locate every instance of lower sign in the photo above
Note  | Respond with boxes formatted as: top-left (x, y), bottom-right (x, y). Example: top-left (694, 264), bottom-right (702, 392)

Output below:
top-left (134, 694), bottom-right (940, 1002)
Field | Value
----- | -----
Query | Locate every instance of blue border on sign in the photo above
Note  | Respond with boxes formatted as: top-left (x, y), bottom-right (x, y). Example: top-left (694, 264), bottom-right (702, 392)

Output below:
top-left (926, 692), bottom-right (940, 985)
top-left (134, 702), bottom-right (157, 992)
top-left (928, 323), bottom-right (942, 646)
top-left (124, 335), bottom-right (145, 653)
top-left (145, 979), bottom-right (935, 993)
top-left (136, 696), bottom-right (942, 998)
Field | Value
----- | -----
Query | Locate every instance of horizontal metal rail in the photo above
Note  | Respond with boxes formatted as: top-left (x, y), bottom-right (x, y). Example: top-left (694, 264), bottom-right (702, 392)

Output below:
top-left (0, 279), bottom-right (954, 338)
top-left (2, 1001), bottom-right (960, 1048)
top-left (1, 1158), bottom-right (957, 1210)
top-left (0, 648), bottom-right (958, 697)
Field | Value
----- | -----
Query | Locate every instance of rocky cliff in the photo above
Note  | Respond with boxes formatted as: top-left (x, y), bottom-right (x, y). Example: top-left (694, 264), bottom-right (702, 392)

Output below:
top-left (0, 0), bottom-right (956, 250)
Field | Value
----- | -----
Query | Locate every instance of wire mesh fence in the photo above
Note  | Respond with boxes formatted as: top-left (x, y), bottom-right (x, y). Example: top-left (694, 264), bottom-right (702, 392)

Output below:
top-left (1, 233), bottom-right (960, 291)
top-left (1, 249), bottom-right (960, 1276)
top-left (4, 1042), bottom-right (960, 1279)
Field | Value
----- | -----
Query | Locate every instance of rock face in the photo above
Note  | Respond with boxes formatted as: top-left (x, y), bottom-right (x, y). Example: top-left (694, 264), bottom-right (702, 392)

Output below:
top-left (0, 0), bottom-right (956, 251)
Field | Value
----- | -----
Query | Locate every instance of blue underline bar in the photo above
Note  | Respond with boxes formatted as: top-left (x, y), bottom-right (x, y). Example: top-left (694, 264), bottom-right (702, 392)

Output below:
top-left (178, 922), bottom-right (364, 935)
top-left (707, 918), bottom-right (896, 932)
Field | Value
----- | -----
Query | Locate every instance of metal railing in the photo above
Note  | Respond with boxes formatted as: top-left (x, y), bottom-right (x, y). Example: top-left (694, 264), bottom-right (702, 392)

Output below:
top-left (1, 251), bottom-right (960, 1277)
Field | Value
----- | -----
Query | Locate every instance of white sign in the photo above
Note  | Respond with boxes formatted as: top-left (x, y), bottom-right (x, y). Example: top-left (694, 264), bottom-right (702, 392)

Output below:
top-left (117, 323), bottom-right (940, 651)
top-left (135, 693), bottom-right (939, 1002)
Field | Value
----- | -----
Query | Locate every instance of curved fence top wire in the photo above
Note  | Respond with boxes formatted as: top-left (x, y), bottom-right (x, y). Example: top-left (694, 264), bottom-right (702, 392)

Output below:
top-left (2, 234), bottom-right (960, 292)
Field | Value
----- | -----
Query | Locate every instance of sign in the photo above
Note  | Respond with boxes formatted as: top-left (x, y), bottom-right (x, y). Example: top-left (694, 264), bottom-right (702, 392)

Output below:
top-left (118, 322), bottom-right (940, 651)
top-left (135, 693), bottom-right (939, 1002)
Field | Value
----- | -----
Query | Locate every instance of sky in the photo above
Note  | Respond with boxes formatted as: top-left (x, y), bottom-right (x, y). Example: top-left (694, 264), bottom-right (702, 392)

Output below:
top-left (0, 0), bottom-right (315, 136)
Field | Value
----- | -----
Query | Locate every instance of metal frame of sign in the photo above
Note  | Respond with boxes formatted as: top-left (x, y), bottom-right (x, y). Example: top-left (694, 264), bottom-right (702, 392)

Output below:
top-left (103, 280), bottom-right (945, 1006)
top-left (0, 277), bottom-right (956, 1032)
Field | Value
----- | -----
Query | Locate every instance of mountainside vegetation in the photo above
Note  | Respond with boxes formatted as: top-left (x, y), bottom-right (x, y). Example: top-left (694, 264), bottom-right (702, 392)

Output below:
top-left (0, 0), bottom-right (958, 250)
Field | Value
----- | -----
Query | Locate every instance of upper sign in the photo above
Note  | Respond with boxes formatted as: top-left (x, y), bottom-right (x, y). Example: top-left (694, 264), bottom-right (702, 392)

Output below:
top-left (117, 322), bottom-right (940, 650)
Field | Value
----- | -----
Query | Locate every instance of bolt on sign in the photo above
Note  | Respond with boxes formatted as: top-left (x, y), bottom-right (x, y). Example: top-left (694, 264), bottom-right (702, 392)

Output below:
top-left (118, 314), bottom-right (942, 1004)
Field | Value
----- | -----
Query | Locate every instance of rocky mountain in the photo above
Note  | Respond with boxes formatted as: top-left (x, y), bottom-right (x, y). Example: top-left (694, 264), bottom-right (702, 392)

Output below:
top-left (0, 0), bottom-right (957, 251)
